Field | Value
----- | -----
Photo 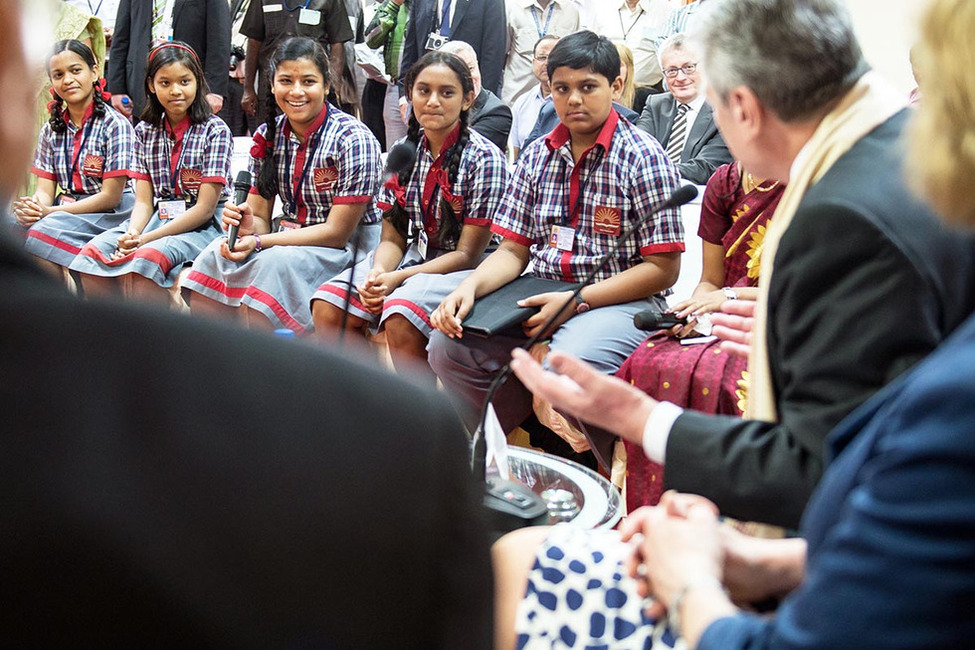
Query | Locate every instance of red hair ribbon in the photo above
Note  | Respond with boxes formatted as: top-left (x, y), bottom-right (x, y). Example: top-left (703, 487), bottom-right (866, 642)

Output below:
top-left (250, 132), bottom-right (272, 160)
top-left (95, 78), bottom-right (111, 101)
top-left (384, 175), bottom-right (408, 208)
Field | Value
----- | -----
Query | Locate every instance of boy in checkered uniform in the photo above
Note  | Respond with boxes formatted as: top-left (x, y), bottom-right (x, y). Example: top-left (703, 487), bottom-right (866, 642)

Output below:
top-left (428, 30), bottom-right (684, 435)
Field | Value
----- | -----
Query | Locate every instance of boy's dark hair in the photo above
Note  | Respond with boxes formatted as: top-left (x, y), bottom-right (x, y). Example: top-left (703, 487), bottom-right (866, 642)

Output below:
top-left (47, 40), bottom-right (106, 135)
top-left (546, 30), bottom-right (621, 84)
top-left (256, 37), bottom-right (331, 200)
top-left (140, 41), bottom-right (212, 127)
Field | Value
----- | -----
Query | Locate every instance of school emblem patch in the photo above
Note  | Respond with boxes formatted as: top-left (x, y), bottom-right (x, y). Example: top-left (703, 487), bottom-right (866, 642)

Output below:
top-left (444, 194), bottom-right (464, 214)
top-left (593, 205), bottom-right (622, 236)
top-left (180, 168), bottom-right (203, 192)
top-left (314, 166), bottom-right (339, 192)
top-left (81, 154), bottom-right (104, 178)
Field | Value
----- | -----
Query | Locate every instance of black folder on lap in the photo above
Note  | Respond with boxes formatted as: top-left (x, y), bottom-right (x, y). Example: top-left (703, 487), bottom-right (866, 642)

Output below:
top-left (462, 276), bottom-right (581, 338)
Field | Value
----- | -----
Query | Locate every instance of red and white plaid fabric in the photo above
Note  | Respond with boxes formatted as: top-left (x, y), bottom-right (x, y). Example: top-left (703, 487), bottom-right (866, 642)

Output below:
top-left (248, 105), bottom-right (382, 226)
top-left (491, 109), bottom-right (685, 283)
top-left (31, 103), bottom-right (136, 195)
top-left (129, 114), bottom-right (233, 200)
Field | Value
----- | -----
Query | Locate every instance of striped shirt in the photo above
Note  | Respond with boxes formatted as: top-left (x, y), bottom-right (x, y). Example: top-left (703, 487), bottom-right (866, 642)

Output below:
top-left (377, 126), bottom-right (509, 252)
top-left (31, 102), bottom-right (136, 195)
top-left (655, 0), bottom-right (710, 46)
top-left (491, 109), bottom-right (684, 283)
top-left (130, 114), bottom-right (233, 200)
top-left (249, 105), bottom-right (382, 227)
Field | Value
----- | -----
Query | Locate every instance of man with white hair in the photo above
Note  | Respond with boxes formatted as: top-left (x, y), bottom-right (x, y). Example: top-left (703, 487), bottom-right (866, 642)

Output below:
top-left (441, 40), bottom-right (512, 151)
top-left (505, 0), bottom-right (974, 532)
top-left (636, 33), bottom-right (730, 183)
top-left (497, 1), bottom-right (975, 646)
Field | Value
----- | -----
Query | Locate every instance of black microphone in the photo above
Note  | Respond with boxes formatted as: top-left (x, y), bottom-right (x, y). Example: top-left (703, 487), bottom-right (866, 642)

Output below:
top-left (337, 141), bottom-right (419, 345)
top-left (472, 185), bottom-right (699, 531)
top-left (227, 170), bottom-right (251, 251)
top-left (633, 309), bottom-right (687, 331)
top-left (382, 141), bottom-right (418, 184)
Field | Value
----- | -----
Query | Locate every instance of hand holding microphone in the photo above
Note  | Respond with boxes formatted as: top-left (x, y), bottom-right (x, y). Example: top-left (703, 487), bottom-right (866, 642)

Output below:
top-left (226, 170), bottom-right (252, 251)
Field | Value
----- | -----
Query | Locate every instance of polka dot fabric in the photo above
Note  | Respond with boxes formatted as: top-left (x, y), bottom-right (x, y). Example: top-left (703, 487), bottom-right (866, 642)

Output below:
top-left (514, 525), bottom-right (684, 649)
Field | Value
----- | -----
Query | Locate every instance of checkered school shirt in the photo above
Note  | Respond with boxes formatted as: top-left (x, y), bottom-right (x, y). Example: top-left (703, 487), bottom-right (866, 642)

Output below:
top-left (376, 126), bottom-right (509, 250)
top-left (130, 115), bottom-right (233, 201)
top-left (31, 102), bottom-right (135, 195)
top-left (491, 109), bottom-right (685, 284)
top-left (249, 105), bottom-right (382, 227)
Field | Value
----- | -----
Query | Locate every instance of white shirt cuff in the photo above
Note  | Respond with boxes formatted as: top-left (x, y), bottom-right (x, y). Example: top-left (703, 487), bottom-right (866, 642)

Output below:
top-left (641, 401), bottom-right (684, 464)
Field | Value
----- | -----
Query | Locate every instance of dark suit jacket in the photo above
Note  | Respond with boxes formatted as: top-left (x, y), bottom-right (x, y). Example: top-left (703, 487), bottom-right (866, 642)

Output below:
top-left (636, 93), bottom-right (732, 184)
top-left (109, 0), bottom-right (231, 115)
top-left (470, 88), bottom-right (512, 152)
top-left (0, 235), bottom-right (492, 647)
top-left (699, 314), bottom-right (975, 648)
top-left (400, 0), bottom-right (507, 96)
top-left (665, 110), bottom-right (975, 528)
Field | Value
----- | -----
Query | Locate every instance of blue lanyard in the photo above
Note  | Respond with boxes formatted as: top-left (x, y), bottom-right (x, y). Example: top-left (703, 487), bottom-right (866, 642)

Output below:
top-left (87, 0), bottom-right (105, 16)
top-left (64, 118), bottom-right (95, 193)
top-left (558, 148), bottom-right (604, 227)
top-left (282, 0), bottom-right (312, 11)
top-left (530, 3), bottom-right (556, 39)
top-left (618, 7), bottom-right (645, 40)
top-left (282, 111), bottom-right (328, 221)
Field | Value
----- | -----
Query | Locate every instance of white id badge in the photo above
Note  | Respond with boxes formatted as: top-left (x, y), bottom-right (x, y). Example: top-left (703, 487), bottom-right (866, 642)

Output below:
top-left (550, 225), bottom-right (575, 251)
top-left (417, 229), bottom-right (429, 259)
top-left (157, 200), bottom-right (187, 220)
top-left (262, 4), bottom-right (283, 12)
top-left (299, 8), bottom-right (321, 25)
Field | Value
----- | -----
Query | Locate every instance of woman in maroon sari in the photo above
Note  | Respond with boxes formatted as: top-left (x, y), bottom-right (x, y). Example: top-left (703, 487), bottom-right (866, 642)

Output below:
top-left (618, 162), bottom-right (785, 511)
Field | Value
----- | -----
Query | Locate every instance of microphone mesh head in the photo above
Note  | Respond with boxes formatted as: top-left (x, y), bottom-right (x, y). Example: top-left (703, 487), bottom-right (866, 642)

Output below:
top-left (234, 169), bottom-right (251, 191)
top-left (386, 141), bottom-right (418, 175)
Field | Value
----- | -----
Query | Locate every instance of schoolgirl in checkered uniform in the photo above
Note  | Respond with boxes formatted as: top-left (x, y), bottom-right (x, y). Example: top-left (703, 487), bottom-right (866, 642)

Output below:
top-left (14, 40), bottom-right (135, 273)
top-left (310, 50), bottom-right (508, 379)
top-left (71, 42), bottom-right (232, 303)
top-left (181, 37), bottom-right (382, 333)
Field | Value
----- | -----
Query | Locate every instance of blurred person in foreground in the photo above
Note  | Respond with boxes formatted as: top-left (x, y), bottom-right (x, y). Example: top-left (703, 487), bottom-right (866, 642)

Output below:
top-left (510, 0), bottom-right (974, 532)
top-left (493, 0), bottom-right (975, 646)
top-left (0, 3), bottom-right (491, 646)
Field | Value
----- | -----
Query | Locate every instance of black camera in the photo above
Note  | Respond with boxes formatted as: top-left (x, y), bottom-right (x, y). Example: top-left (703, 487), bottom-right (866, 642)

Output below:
top-left (229, 45), bottom-right (246, 72)
top-left (425, 32), bottom-right (449, 51)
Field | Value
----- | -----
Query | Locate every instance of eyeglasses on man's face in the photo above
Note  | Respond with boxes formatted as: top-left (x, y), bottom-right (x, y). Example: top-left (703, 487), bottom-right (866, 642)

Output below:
top-left (662, 63), bottom-right (698, 78)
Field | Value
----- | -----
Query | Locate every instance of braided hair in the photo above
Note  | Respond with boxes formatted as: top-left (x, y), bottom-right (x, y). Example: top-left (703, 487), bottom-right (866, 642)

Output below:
top-left (47, 40), bottom-right (106, 135)
top-left (386, 51), bottom-right (474, 250)
top-left (256, 37), bottom-right (331, 200)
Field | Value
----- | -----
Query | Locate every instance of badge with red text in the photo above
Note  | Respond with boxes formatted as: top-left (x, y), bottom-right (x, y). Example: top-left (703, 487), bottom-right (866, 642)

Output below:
top-left (180, 168), bottom-right (202, 193)
top-left (314, 166), bottom-right (339, 192)
top-left (593, 205), bottom-right (622, 236)
top-left (81, 154), bottom-right (104, 178)
top-left (278, 219), bottom-right (301, 231)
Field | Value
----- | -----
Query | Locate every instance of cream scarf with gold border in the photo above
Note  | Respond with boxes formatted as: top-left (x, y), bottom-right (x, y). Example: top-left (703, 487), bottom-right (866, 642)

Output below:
top-left (745, 72), bottom-right (907, 421)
